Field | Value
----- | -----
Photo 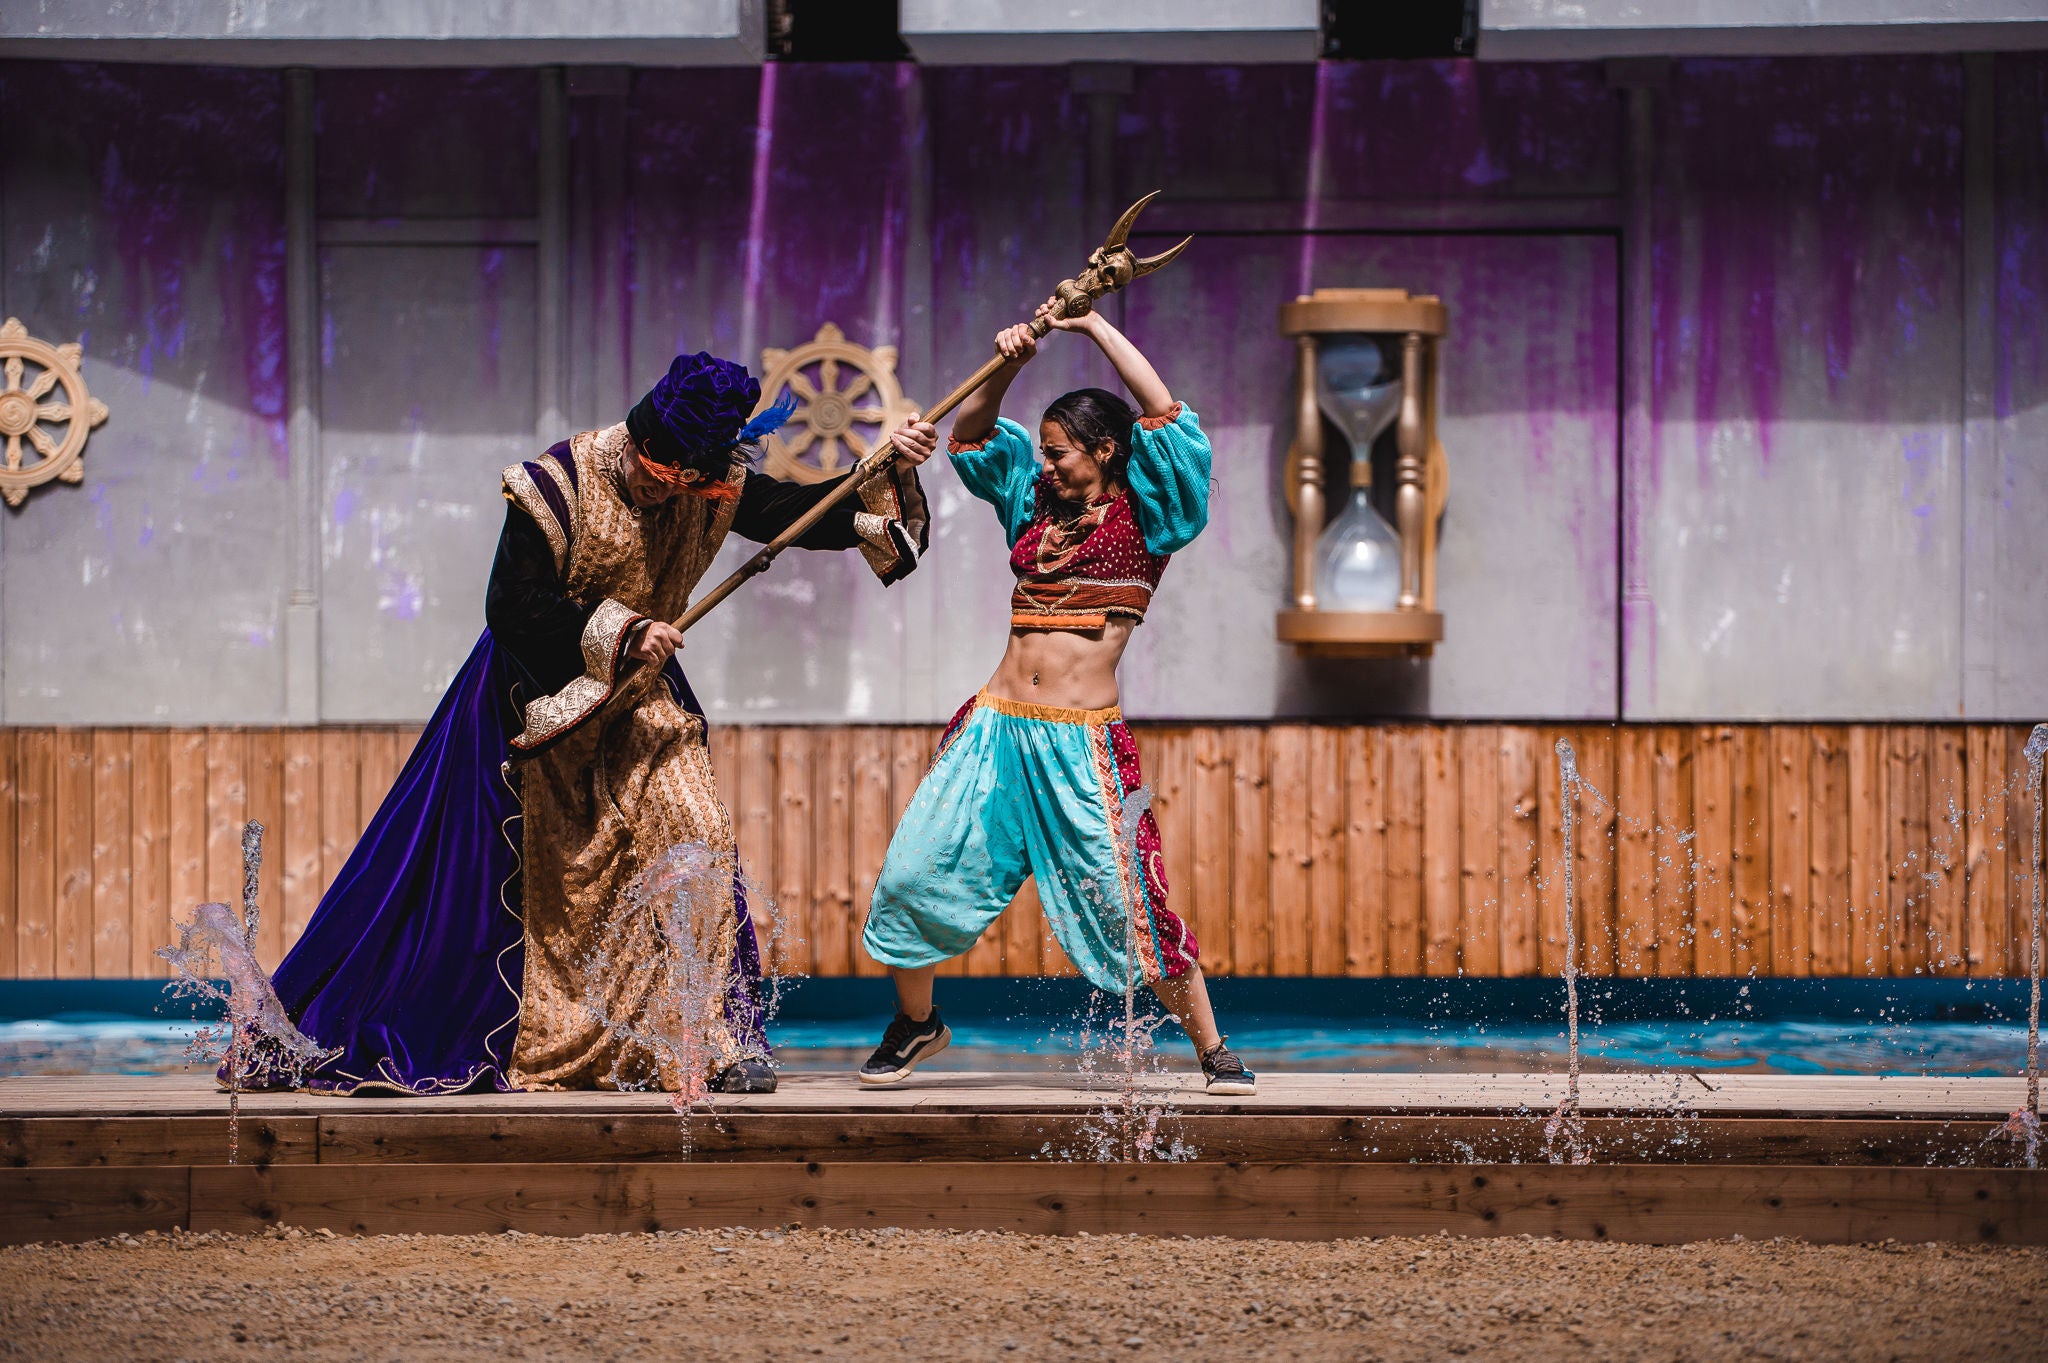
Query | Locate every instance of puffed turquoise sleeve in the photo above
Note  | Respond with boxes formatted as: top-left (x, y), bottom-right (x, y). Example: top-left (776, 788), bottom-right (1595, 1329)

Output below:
top-left (1125, 403), bottom-right (1212, 555)
top-left (947, 416), bottom-right (1039, 547)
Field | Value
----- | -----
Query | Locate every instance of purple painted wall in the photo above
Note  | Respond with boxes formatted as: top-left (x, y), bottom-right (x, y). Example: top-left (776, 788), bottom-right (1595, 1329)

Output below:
top-left (1627, 57), bottom-right (1973, 719)
top-left (2, 56), bottom-right (2042, 724)
top-left (0, 63), bottom-right (288, 722)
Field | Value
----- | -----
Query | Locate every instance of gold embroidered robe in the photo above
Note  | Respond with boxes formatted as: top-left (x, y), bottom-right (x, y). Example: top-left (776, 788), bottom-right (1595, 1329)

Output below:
top-left (493, 423), bottom-right (923, 1089)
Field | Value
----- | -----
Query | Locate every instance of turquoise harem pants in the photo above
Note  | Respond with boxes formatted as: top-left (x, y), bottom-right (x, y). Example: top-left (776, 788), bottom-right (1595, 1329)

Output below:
top-left (861, 691), bottom-right (1199, 992)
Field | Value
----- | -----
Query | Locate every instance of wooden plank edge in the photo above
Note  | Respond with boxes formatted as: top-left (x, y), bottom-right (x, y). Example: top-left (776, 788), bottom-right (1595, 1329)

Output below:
top-left (160, 1161), bottom-right (2048, 1245)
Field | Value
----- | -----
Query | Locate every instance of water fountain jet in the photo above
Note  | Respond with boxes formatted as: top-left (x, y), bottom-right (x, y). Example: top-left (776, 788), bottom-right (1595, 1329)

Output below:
top-left (1063, 787), bottom-right (1192, 1164)
top-left (156, 821), bottom-right (337, 1161)
top-left (573, 842), bottom-right (779, 1154)
top-left (1542, 739), bottom-right (1591, 1165)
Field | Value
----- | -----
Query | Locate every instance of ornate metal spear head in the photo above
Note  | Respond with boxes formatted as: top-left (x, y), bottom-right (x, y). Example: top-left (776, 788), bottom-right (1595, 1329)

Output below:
top-left (1043, 191), bottom-right (1193, 328)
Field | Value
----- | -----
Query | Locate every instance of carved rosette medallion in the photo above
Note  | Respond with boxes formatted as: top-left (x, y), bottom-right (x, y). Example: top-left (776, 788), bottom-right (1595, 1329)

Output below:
top-left (0, 317), bottom-right (109, 508)
top-left (753, 322), bottom-right (917, 485)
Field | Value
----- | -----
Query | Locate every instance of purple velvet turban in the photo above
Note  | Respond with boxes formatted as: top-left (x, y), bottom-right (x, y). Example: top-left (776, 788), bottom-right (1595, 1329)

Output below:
top-left (625, 351), bottom-right (795, 479)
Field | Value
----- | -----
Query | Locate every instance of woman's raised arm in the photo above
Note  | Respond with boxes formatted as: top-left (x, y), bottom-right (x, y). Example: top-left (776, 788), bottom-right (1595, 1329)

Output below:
top-left (951, 321), bottom-right (1038, 445)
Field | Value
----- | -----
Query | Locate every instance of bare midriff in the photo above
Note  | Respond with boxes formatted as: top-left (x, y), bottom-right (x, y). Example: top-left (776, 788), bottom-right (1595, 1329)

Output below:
top-left (984, 618), bottom-right (1136, 713)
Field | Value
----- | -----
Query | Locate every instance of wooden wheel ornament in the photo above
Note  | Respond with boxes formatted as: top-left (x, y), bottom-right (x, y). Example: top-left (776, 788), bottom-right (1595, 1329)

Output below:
top-left (0, 317), bottom-right (109, 508)
top-left (753, 322), bottom-right (918, 485)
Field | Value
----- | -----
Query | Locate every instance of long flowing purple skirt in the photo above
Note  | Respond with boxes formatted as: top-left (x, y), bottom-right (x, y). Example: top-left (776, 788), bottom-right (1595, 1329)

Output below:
top-left (265, 629), bottom-right (766, 1094)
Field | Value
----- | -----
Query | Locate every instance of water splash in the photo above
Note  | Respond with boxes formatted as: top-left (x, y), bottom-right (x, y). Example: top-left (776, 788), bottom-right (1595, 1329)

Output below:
top-left (154, 821), bottom-right (337, 1162)
top-left (1060, 786), bottom-right (1194, 1164)
top-left (1994, 724), bottom-right (2048, 1168)
top-left (572, 842), bottom-right (781, 1154)
top-left (1542, 741), bottom-right (1590, 1165)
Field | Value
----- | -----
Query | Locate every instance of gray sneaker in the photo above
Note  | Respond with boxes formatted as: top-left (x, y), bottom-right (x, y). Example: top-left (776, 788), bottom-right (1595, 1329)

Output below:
top-left (1200, 1041), bottom-right (1257, 1095)
top-left (858, 1009), bottom-right (951, 1085)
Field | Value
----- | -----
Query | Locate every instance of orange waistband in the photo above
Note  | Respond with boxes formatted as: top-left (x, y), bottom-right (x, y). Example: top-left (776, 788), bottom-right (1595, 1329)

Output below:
top-left (975, 689), bottom-right (1123, 727)
top-left (1010, 611), bottom-right (1110, 632)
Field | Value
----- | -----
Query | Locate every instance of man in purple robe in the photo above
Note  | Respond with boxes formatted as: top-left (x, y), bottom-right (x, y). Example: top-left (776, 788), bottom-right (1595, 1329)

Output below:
top-left (259, 352), bottom-right (935, 1094)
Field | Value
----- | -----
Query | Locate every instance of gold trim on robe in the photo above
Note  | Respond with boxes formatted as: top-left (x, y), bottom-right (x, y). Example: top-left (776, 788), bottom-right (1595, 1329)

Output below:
top-left (508, 427), bottom-right (750, 1091)
top-left (507, 596), bottom-right (645, 756)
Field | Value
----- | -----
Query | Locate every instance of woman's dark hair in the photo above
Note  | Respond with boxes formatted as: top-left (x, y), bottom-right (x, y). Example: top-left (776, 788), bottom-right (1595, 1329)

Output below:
top-left (1042, 388), bottom-right (1136, 486)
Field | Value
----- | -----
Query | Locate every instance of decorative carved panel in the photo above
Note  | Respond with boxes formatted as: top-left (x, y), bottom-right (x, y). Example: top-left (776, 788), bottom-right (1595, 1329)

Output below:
top-left (0, 318), bottom-right (110, 508)
top-left (754, 323), bottom-right (918, 485)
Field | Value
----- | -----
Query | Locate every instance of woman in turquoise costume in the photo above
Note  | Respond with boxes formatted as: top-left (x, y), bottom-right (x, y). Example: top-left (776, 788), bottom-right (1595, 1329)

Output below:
top-left (858, 301), bottom-right (1256, 1096)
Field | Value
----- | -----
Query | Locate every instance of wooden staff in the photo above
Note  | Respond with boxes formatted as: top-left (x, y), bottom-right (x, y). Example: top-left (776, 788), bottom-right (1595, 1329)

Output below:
top-left (670, 191), bottom-right (1191, 636)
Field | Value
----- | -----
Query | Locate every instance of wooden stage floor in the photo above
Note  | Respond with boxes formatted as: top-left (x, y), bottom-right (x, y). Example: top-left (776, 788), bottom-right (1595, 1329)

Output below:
top-left (0, 1069), bottom-right (2032, 1118)
top-left (4, 1072), bottom-right (2042, 1246)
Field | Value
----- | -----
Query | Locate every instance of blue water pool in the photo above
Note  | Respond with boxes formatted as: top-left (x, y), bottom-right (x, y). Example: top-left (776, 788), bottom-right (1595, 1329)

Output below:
top-left (0, 978), bottom-right (2033, 1080)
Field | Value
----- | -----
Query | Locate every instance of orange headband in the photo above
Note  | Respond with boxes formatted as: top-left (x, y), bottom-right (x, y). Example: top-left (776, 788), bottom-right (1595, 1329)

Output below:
top-left (633, 440), bottom-right (742, 503)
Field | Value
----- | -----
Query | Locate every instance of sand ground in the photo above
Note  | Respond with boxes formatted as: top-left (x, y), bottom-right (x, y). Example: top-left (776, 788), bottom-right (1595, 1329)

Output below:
top-left (2, 1226), bottom-right (2043, 1362)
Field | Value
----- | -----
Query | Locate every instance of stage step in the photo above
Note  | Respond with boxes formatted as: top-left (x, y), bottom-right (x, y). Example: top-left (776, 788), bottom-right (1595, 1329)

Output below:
top-left (0, 1111), bottom-right (2026, 1169)
top-left (3, 1160), bottom-right (2042, 1247)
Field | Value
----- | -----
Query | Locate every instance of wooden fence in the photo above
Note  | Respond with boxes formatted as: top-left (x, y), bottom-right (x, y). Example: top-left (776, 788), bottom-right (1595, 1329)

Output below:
top-left (0, 724), bottom-right (2039, 981)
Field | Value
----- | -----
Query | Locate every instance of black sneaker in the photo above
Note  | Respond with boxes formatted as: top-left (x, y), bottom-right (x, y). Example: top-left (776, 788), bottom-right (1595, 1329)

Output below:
top-left (1200, 1041), bottom-right (1257, 1096)
top-left (710, 1058), bottom-right (778, 1094)
top-left (858, 1009), bottom-right (951, 1085)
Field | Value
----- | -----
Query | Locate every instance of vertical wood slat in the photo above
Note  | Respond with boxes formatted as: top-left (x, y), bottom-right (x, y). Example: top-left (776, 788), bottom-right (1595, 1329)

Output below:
top-left (1265, 726), bottom-right (1311, 976)
top-left (1651, 728), bottom-right (1694, 976)
top-left (811, 728), bottom-right (856, 977)
top-left (14, 731), bottom-right (54, 978)
top-left (1888, 726), bottom-right (1930, 977)
top-left (1420, 728), bottom-right (1460, 976)
top-left (1189, 729), bottom-right (1233, 977)
top-left (1575, 727), bottom-right (1619, 978)
top-left (316, 730), bottom-right (359, 913)
top-left (1729, 726), bottom-right (1771, 977)
top-left (1964, 725), bottom-right (2009, 976)
top-left (1846, 725), bottom-right (1890, 976)
top-left (1457, 725), bottom-right (1500, 977)
top-left (848, 727), bottom-right (893, 978)
top-left (0, 732), bottom-right (16, 977)
top-left (774, 730), bottom-right (814, 977)
top-left (1534, 726), bottom-right (1566, 977)
top-left (1691, 726), bottom-right (1734, 976)
top-left (1925, 726), bottom-right (1967, 974)
top-left (1228, 728), bottom-right (1271, 977)
top-left (45, 731), bottom-right (93, 980)
top-left (2012, 725), bottom-right (2042, 980)
top-left (1769, 726), bottom-right (1811, 978)
top-left (165, 732), bottom-right (207, 980)
top-left (1496, 726), bottom-right (1539, 978)
top-left (279, 731), bottom-right (322, 960)
top-left (245, 730), bottom-right (287, 971)
top-left (1807, 727), bottom-right (1852, 977)
top-left (1383, 727), bottom-right (1425, 976)
top-left (202, 729), bottom-right (248, 921)
top-left (1613, 727), bottom-right (1656, 976)
top-left (128, 731), bottom-right (170, 976)
top-left (356, 730), bottom-right (401, 833)
top-left (51, 731), bottom-right (95, 980)
top-left (91, 731), bottom-right (133, 978)
top-left (1305, 727), bottom-right (1345, 976)
top-left (1342, 727), bottom-right (1386, 977)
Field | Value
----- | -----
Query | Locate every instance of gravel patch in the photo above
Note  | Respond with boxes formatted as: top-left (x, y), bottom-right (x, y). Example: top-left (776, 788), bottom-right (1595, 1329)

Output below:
top-left (2, 1225), bottom-right (2043, 1361)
